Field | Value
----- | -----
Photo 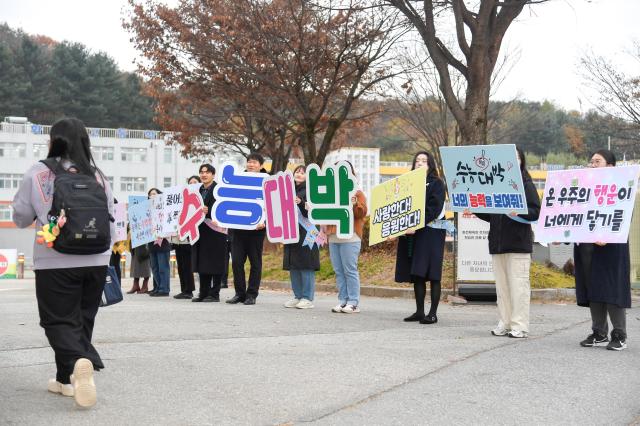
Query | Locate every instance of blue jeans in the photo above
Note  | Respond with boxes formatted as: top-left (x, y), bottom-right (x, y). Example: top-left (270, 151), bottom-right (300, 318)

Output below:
top-left (290, 269), bottom-right (316, 301)
top-left (150, 251), bottom-right (171, 294)
top-left (329, 241), bottom-right (361, 306)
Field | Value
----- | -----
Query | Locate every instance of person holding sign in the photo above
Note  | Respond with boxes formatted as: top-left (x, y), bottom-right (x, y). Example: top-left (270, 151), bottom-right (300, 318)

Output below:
top-left (172, 175), bottom-right (200, 300)
top-left (283, 165), bottom-right (320, 309)
top-left (575, 150), bottom-right (631, 351)
top-left (474, 147), bottom-right (540, 338)
top-left (394, 151), bottom-right (446, 324)
top-left (192, 164), bottom-right (228, 302)
top-left (148, 188), bottom-right (172, 297)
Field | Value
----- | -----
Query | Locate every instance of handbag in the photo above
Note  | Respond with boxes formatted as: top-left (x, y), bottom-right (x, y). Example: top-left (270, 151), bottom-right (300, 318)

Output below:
top-left (100, 266), bottom-right (123, 307)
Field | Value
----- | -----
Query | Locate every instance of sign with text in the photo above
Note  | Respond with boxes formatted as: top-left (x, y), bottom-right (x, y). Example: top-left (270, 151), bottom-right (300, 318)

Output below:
top-left (306, 162), bottom-right (357, 239)
top-left (113, 203), bottom-right (127, 242)
top-left (440, 144), bottom-right (527, 214)
top-left (213, 163), bottom-right (268, 230)
top-left (456, 213), bottom-right (494, 282)
top-left (128, 199), bottom-right (154, 248)
top-left (0, 249), bottom-right (18, 279)
top-left (263, 171), bottom-right (299, 244)
top-left (368, 167), bottom-right (426, 246)
top-left (535, 165), bottom-right (640, 243)
top-left (178, 186), bottom-right (206, 244)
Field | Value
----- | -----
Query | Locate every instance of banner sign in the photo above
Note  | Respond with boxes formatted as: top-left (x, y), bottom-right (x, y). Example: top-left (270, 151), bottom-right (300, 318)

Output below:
top-left (213, 163), bottom-right (268, 230)
top-left (440, 144), bottom-right (527, 214)
top-left (368, 167), bottom-right (426, 246)
top-left (178, 186), bottom-right (206, 244)
top-left (113, 203), bottom-right (127, 243)
top-left (151, 193), bottom-right (166, 239)
top-left (306, 161), bottom-right (357, 239)
top-left (0, 249), bottom-right (18, 279)
top-left (535, 165), bottom-right (640, 243)
top-left (456, 212), bottom-right (494, 282)
top-left (263, 171), bottom-right (299, 244)
top-left (128, 199), bottom-right (154, 248)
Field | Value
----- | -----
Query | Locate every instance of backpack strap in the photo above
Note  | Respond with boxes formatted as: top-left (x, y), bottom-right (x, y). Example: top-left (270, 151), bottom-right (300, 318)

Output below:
top-left (40, 158), bottom-right (67, 176)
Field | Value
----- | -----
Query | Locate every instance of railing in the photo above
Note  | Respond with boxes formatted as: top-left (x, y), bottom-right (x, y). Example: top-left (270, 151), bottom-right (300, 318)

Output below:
top-left (379, 161), bottom-right (411, 167)
top-left (0, 122), bottom-right (172, 141)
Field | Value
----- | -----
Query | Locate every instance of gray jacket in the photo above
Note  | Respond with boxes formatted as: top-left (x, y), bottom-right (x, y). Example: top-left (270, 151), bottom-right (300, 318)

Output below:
top-left (12, 161), bottom-right (115, 270)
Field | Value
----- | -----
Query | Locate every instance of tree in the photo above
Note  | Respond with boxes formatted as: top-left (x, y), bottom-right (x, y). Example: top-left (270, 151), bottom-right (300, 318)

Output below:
top-left (125, 0), bottom-right (403, 170)
top-left (381, 0), bottom-right (546, 146)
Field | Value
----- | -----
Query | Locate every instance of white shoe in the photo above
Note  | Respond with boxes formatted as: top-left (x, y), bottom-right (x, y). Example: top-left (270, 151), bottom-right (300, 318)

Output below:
top-left (284, 298), bottom-right (300, 308)
top-left (71, 358), bottom-right (97, 408)
top-left (48, 379), bottom-right (74, 397)
top-left (331, 304), bottom-right (346, 313)
top-left (491, 323), bottom-right (509, 336)
top-left (341, 304), bottom-right (360, 314)
top-left (508, 330), bottom-right (528, 338)
top-left (296, 299), bottom-right (314, 309)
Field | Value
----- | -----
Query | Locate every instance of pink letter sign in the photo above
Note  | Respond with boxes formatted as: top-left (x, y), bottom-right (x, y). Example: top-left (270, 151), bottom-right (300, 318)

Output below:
top-left (178, 187), bottom-right (205, 244)
top-left (263, 171), bottom-right (299, 244)
top-left (535, 165), bottom-right (640, 243)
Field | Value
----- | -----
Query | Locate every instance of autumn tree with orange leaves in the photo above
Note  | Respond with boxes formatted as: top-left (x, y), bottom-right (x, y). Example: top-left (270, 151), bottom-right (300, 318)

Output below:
top-left (125, 0), bottom-right (404, 170)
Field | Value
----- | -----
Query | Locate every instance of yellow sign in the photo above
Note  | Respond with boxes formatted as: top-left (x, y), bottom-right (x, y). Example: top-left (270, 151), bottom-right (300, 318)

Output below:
top-left (369, 167), bottom-right (426, 246)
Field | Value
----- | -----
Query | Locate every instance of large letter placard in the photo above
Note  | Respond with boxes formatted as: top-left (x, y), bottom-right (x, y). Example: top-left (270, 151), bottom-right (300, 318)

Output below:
top-left (263, 171), bottom-right (299, 244)
top-left (178, 186), bottom-right (205, 244)
top-left (535, 165), bottom-right (640, 243)
top-left (213, 163), bottom-right (268, 230)
top-left (440, 144), bottom-right (527, 214)
top-left (306, 161), bottom-right (357, 239)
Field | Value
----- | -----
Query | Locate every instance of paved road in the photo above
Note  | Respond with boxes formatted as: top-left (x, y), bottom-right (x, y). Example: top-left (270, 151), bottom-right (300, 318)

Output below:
top-left (1, 279), bottom-right (639, 425)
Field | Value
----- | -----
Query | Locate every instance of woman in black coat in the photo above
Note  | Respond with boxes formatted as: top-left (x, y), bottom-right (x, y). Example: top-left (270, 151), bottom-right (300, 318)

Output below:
top-left (395, 151), bottom-right (446, 324)
top-left (283, 165), bottom-right (320, 309)
top-left (575, 149), bottom-right (631, 351)
top-left (191, 164), bottom-right (228, 302)
top-left (474, 147), bottom-right (540, 338)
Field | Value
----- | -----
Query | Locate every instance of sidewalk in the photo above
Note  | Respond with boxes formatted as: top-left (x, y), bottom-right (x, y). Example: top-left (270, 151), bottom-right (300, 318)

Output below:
top-left (1, 279), bottom-right (639, 425)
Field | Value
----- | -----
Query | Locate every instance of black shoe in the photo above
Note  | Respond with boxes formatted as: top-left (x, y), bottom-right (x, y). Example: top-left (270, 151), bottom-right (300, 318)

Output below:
top-left (580, 332), bottom-right (609, 347)
top-left (192, 297), bottom-right (205, 302)
top-left (173, 292), bottom-right (193, 300)
top-left (419, 315), bottom-right (438, 324)
top-left (148, 290), bottom-right (158, 296)
top-left (150, 292), bottom-right (169, 297)
top-left (403, 313), bottom-right (425, 322)
top-left (226, 295), bottom-right (245, 304)
top-left (606, 331), bottom-right (627, 351)
top-left (202, 296), bottom-right (217, 303)
top-left (243, 297), bottom-right (256, 305)
top-left (210, 295), bottom-right (220, 302)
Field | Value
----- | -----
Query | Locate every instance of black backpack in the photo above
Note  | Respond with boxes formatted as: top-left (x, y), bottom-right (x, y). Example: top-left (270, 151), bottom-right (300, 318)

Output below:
top-left (41, 158), bottom-right (112, 255)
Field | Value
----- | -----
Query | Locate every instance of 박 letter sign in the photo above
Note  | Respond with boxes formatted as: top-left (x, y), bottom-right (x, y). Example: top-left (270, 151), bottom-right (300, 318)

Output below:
top-left (535, 165), bottom-right (640, 243)
top-left (440, 144), bottom-right (527, 214)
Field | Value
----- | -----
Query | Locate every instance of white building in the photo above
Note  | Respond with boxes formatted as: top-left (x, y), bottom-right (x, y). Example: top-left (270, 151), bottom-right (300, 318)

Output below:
top-left (323, 147), bottom-right (380, 203)
top-left (0, 119), bottom-right (244, 262)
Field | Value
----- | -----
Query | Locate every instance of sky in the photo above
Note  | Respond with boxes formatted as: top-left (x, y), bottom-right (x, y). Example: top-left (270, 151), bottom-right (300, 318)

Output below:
top-left (1, 0), bottom-right (638, 112)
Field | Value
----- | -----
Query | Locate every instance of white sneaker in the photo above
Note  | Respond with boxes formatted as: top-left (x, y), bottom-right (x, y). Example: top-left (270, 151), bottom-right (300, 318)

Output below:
top-left (296, 299), bottom-right (314, 309)
top-left (491, 323), bottom-right (509, 336)
top-left (341, 304), bottom-right (360, 314)
top-left (284, 298), bottom-right (300, 308)
top-left (71, 358), bottom-right (97, 408)
top-left (331, 304), bottom-right (346, 313)
top-left (48, 379), bottom-right (74, 397)
top-left (508, 330), bottom-right (528, 339)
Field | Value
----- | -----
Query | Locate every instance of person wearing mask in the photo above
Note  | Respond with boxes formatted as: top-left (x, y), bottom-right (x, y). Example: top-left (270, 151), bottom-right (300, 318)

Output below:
top-left (148, 188), bottom-right (171, 297)
top-left (327, 161), bottom-right (368, 314)
top-left (576, 149), bottom-right (631, 351)
top-left (192, 164), bottom-right (228, 302)
top-left (474, 147), bottom-right (541, 338)
top-left (172, 175), bottom-right (200, 299)
top-left (395, 151), bottom-right (446, 324)
top-left (12, 117), bottom-right (114, 408)
top-left (283, 165), bottom-right (320, 309)
top-left (226, 153), bottom-right (268, 305)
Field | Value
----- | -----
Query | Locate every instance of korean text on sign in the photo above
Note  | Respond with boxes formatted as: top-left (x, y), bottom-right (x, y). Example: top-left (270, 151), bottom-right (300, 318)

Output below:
top-left (263, 171), bottom-right (299, 244)
top-left (213, 163), bottom-right (268, 230)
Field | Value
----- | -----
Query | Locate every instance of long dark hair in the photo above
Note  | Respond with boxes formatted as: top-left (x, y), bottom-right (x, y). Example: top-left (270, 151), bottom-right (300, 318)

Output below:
top-left (47, 117), bottom-right (99, 177)
top-left (591, 149), bottom-right (616, 166)
top-left (187, 175), bottom-right (201, 183)
top-left (516, 146), bottom-right (532, 181)
top-left (147, 188), bottom-right (162, 198)
top-left (411, 151), bottom-right (439, 178)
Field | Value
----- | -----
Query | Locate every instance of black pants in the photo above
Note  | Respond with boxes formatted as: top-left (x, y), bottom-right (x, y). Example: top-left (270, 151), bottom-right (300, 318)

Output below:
top-left (231, 233), bottom-right (264, 299)
top-left (35, 266), bottom-right (107, 384)
top-left (221, 240), bottom-right (231, 286)
top-left (174, 245), bottom-right (195, 294)
top-left (199, 274), bottom-right (222, 298)
top-left (109, 251), bottom-right (121, 283)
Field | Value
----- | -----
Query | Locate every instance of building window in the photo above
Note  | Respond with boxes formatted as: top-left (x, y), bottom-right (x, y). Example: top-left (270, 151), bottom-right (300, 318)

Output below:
top-left (32, 143), bottom-right (49, 159)
top-left (0, 143), bottom-right (26, 158)
top-left (164, 147), bottom-right (173, 164)
top-left (120, 177), bottom-right (147, 192)
top-left (92, 146), bottom-right (114, 161)
top-left (0, 173), bottom-right (23, 189)
top-left (106, 176), bottom-right (114, 188)
top-left (121, 147), bottom-right (147, 162)
top-left (163, 177), bottom-right (172, 188)
top-left (0, 205), bottom-right (12, 221)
